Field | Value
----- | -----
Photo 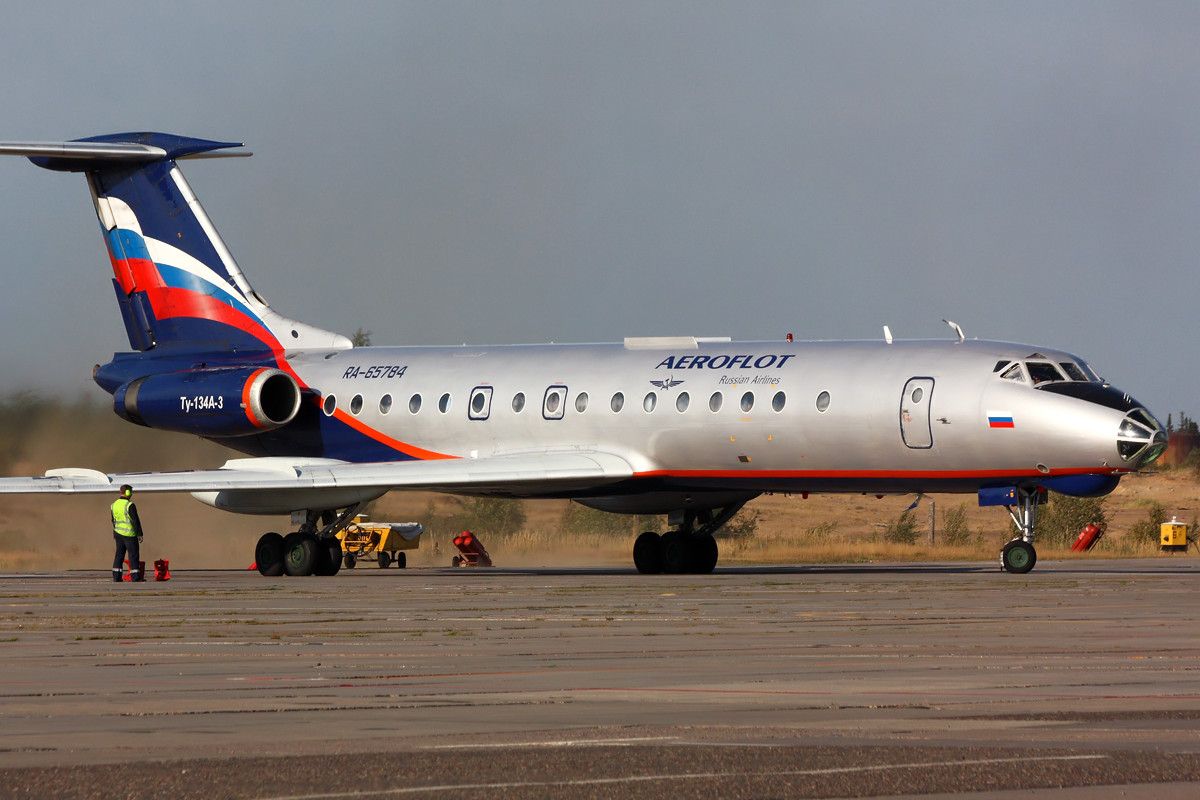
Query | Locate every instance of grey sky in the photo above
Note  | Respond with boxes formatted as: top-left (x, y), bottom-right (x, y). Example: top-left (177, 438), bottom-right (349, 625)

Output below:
top-left (1, 2), bottom-right (1197, 420)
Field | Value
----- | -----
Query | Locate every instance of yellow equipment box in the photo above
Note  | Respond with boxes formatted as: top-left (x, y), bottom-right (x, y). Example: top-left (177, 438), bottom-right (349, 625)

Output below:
top-left (336, 515), bottom-right (423, 568)
top-left (1160, 518), bottom-right (1188, 552)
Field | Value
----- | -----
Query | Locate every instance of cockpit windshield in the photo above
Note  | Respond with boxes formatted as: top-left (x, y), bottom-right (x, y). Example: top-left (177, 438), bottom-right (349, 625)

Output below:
top-left (1026, 361), bottom-right (1065, 385)
top-left (1058, 362), bottom-right (1088, 381)
top-left (997, 358), bottom-right (1097, 385)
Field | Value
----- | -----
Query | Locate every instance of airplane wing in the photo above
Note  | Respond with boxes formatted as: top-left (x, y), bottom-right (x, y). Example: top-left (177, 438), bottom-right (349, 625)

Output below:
top-left (0, 451), bottom-right (634, 496)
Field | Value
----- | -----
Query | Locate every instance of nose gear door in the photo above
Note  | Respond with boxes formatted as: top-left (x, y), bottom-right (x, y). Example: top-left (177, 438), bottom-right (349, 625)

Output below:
top-left (900, 377), bottom-right (934, 449)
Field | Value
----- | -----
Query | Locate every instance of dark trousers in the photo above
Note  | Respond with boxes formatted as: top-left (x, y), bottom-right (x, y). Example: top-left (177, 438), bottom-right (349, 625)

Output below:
top-left (113, 535), bottom-right (141, 581)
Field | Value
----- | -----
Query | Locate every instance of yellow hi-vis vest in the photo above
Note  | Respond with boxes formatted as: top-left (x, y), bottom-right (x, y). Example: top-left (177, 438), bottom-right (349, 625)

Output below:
top-left (111, 498), bottom-right (136, 538)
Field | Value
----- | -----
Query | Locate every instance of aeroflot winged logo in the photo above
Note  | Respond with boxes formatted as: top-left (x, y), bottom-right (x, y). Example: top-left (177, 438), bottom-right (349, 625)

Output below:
top-left (655, 353), bottom-right (797, 370)
top-left (650, 377), bottom-right (684, 390)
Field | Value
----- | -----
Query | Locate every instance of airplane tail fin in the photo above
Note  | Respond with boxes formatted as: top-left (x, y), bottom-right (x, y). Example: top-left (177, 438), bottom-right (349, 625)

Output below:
top-left (0, 133), bottom-right (351, 356)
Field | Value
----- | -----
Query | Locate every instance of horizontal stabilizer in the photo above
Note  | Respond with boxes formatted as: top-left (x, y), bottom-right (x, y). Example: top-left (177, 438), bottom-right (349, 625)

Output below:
top-left (0, 134), bottom-right (249, 171)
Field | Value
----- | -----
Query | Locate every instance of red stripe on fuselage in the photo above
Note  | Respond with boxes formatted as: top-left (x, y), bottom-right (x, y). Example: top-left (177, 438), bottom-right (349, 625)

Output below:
top-left (632, 466), bottom-right (1127, 480)
top-left (329, 408), bottom-right (456, 461)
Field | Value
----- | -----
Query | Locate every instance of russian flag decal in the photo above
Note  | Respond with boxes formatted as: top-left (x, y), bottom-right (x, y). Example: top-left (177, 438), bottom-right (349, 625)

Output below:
top-left (987, 411), bottom-right (1015, 429)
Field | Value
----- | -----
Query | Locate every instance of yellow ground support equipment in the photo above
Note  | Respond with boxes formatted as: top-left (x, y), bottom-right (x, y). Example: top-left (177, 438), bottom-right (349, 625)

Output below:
top-left (1160, 518), bottom-right (1189, 553)
top-left (336, 515), bottom-right (423, 568)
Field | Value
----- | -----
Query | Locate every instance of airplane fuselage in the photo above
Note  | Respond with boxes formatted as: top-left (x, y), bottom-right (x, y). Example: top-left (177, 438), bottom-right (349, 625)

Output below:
top-left (213, 336), bottom-right (1158, 513)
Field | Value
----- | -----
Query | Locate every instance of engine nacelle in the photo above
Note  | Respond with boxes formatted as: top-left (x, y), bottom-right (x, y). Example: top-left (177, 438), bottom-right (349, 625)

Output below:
top-left (115, 367), bottom-right (302, 437)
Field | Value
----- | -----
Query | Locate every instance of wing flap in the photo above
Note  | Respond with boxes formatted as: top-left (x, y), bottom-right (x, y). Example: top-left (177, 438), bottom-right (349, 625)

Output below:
top-left (0, 451), bottom-right (633, 496)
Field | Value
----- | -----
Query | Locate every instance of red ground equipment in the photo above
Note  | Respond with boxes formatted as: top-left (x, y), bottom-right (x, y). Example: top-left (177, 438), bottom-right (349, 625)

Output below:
top-left (154, 559), bottom-right (171, 581)
top-left (451, 531), bottom-right (493, 567)
top-left (1071, 523), bottom-right (1104, 552)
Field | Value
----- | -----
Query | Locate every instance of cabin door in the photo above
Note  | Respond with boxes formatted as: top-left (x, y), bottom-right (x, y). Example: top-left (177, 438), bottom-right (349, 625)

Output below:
top-left (900, 377), bottom-right (934, 449)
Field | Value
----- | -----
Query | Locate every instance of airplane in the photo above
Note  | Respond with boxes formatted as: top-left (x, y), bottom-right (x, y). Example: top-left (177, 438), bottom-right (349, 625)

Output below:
top-left (0, 132), bottom-right (1167, 576)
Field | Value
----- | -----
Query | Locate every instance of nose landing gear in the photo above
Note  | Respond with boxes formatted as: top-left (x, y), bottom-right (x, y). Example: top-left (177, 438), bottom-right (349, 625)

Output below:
top-left (1000, 487), bottom-right (1043, 574)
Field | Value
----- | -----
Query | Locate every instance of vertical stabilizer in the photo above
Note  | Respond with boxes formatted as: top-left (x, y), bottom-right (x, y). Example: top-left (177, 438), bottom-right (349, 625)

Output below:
top-left (0, 133), bottom-right (351, 355)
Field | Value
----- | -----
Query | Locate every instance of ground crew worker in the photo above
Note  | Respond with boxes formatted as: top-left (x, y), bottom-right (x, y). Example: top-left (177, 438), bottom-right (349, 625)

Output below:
top-left (111, 484), bottom-right (144, 582)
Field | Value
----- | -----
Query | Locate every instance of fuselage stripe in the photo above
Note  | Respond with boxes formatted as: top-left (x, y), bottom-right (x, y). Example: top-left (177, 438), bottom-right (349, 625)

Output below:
top-left (327, 407), bottom-right (457, 461)
top-left (632, 466), bottom-right (1128, 480)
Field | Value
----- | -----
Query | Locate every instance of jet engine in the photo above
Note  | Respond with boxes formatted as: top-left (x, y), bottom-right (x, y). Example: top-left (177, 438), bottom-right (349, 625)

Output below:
top-left (115, 367), bottom-right (302, 437)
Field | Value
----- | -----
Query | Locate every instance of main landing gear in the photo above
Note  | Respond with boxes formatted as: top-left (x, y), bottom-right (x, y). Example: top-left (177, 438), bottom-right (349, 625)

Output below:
top-left (255, 504), bottom-right (362, 577)
top-left (1000, 487), bottom-right (1042, 574)
top-left (632, 503), bottom-right (744, 575)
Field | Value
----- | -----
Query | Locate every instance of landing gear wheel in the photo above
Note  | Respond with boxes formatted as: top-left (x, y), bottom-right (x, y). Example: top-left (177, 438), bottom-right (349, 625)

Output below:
top-left (255, 532), bottom-right (285, 577)
top-left (1001, 539), bottom-right (1037, 574)
top-left (378, 551), bottom-right (392, 568)
top-left (343, 554), bottom-right (357, 569)
top-left (660, 531), bottom-right (688, 574)
top-left (395, 552), bottom-right (406, 569)
top-left (633, 531), bottom-right (664, 574)
top-left (314, 539), bottom-right (342, 576)
top-left (283, 531), bottom-right (319, 576)
top-left (692, 534), bottom-right (718, 574)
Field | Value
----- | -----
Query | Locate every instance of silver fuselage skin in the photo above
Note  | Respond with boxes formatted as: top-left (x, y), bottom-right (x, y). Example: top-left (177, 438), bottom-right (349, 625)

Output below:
top-left (276, 338), bottom-right (1156, 513)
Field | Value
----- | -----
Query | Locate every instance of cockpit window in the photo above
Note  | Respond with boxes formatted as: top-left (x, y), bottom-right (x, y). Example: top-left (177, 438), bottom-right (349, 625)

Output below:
top-left (1026, 361), bottom-right (1065, 385)
top-left (1000, 363), bottom-right (1025, 382)
top-left (993, 360), bottom-right (1011, 373)
top-left (1058, 362), bottom-right (1088, 381)
top-left (1081, 362), bottom-right (1102, 382)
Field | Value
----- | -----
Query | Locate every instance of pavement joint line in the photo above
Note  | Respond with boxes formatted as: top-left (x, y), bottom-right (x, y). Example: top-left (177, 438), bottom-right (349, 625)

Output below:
top-left (258, 754), bottom-right (1109, 799)
top-left (423, 735), bottom-right (679, 749)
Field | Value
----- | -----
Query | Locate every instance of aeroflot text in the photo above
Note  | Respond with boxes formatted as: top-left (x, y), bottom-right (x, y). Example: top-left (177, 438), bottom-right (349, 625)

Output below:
top-left (655, 354), bottom-right (797, 370)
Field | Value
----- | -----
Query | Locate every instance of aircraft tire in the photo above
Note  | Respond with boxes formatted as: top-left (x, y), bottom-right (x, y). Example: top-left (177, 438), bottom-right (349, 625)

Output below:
top-left (1001, 539), bottom-right (1037, 574)
top-left (633, 531), bottom-right (663, 574)
top-left (691, 534), bottom-right (718, 574)
top-left (660, 531), bottom-right (688, 574)
top-left (314, 539), bottom-right (341, 576)
top-left (283, 532), bottom-right (319, 577)
top-left (396, 552), bottom-right (406, 569)
top-left (378, 551), bottom-right (392, 568)
top-left (255, 532), bottom-right (285, 577)
top-left (343, 554), bottom-right (357, 569)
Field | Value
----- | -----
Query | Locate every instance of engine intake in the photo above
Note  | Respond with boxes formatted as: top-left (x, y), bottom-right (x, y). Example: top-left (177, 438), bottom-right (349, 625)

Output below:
top-left (115, 367), bottom-right (302, 437)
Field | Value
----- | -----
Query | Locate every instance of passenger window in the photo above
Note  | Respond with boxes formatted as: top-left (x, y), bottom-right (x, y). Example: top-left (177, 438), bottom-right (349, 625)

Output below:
top-left (611, 392), bottom-right (624, 412)
top-left (349, 394), bottom-right (364, 415)
top-left (816, 391), bottom-right (830, 412)
top-left (512, 392), bottom-right (525, 413)
top-left (676, 392), bottom-right (690, 412)
top-left (643, 392), bottom-right (657, 412)
top-left (409, 394), bottom-right (422, 414)
top-left (740, 392), bottom-right (754, 413)
top-left (1026, 361), bottom-right (1064, 385)
top-left (772, 391), bottom-right (785, 412)
top-left (575, 392), bottom-right (589, 413)
top-left (468, 386), bottom-right (493, 420)
top-left (322, 395), bottom-right (337, 416)
top-left (438, 393), bottom-right (451, 413)
top-left (543, 385), bottom-right (566, 420)
top-left (709, 391), bottom-right (723, 412)
top-left (379, 394), bottom-right (392, 414)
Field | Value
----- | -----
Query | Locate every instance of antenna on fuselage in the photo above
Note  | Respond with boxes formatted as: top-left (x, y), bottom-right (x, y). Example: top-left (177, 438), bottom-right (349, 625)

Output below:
top-left (882, 325), bottom-right (893, 344)
top-left (942, 319), bottom-right (965, 343)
